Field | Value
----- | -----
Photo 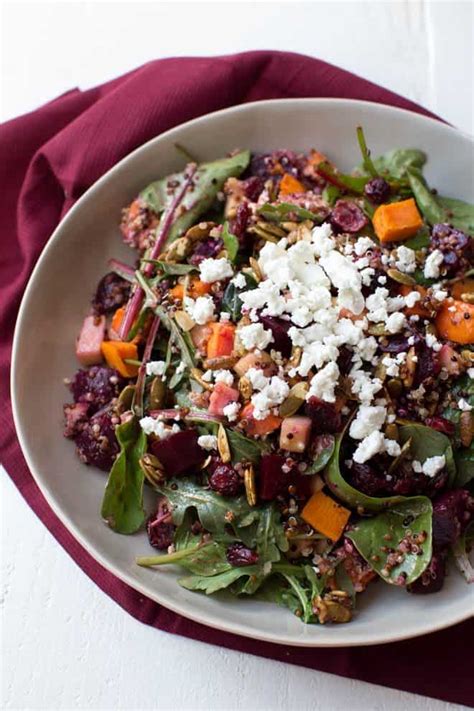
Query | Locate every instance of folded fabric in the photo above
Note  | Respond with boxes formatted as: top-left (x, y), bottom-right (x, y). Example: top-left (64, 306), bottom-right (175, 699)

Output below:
top-left (1, 51), bottom-right (472, 707)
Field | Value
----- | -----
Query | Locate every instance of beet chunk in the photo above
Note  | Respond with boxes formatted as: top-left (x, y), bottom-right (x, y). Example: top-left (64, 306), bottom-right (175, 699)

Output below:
top-left (305, 397), bottom-right (342, 434)
top-left (150, 429), bottom-right (205, 477)
top-left (146, 497), bottom-right (175, 550)
top-left (349, 461), bottom-right (389, 497)
top-left (92, 272), bottom-right (131, 315)
top-left (70, 366), bottom-right (125, 414)
top-left (432, 489), bottom-right (474, 547)
top-left (75, 410), bottom-right (119, 471)
top-left (258, 315), bottom-right (292, 357)
top-left (408, 549), bottom-right (447, 594)
top-left (414, 345), bottom-right (440, 386)
top-left (330, 200), bottom-right (368, 233)
top-left (259, 454), bottom-right (292, 501)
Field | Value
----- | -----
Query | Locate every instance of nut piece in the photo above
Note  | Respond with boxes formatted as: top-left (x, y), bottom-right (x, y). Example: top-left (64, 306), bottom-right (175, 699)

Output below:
top-left (401, 346), bottom-right (417, 389)
top-left (244, 464), bottom-right (257, 506)
top-left (162, 236), bottom-right (191, 262)
top-left (149, 377), bottom-right (166, 409)
top-left (190, 368), bottom-right (213, 391)
top-left (139, 453), bottom-right (165, 488)
top-left (249, 256), bottom-right (264, 281)
top-left (287, 346), bottom-right (302, 370)
top-left (217, 424), bottom-right (231, 464)
top-left (461, 293), bottom-right (474, 304)
top-left (203, 355), bottom-right (239, 370)
top-left (460, 411), bottom-right (473, 448)
top-left (174, 310), bottom-right (195, 332)
top-left (238, 376), bottom-right (253, 401)
top-left (184, 221), bottom-right (215, 242)
top-left (313, 591), bottom-right (353, 624)
top-left (279, 381), bottom-right (309, 417)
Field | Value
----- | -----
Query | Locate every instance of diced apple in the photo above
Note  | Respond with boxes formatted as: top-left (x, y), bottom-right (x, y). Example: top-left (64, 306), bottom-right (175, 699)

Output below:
top-left (76, 315), bottom-right (106, 365)
top-left (279, 416), bottom-right (312, 453)
top-left (190, 323), bottom-right (212, 354)
top-left (208, 381), bottom-right (239, 416)
top-left (233, 351), bottom-right (274, 378)
top-left (438, 344), bottom-right (464, 376)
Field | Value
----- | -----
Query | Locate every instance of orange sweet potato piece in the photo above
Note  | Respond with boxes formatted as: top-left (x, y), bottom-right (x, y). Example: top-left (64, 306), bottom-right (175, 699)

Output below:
top-left (170, 277), bottom-right (211, 301)
top-left (240, 403), bottom-right (282, 437)
top-left (279, 173), bottom-right (305, 196)
top-left (207, 322), bottom-right (236, 359)
top-left (301, 490), bottom-right (351, 542)
top-left (101, 340), bottom-right (139, 378)
top-left (399, 285), bottom-right (432, 318)
top-left (372, 198), bottom-right (423, 243)
top-left (435, 299), bottom-right (474, 345)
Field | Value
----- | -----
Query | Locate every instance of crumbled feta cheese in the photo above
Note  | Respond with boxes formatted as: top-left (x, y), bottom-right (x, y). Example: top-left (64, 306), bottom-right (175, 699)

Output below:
top-left (377, 275), bottom-right (387, 285)
top-left (310, 222), bottom-right (336, 257)
top-left (356, 336), bottom-right (378, 362)
top-left (320, 250), bottom-right (365, 315)
top-left (214, 369), bottom-right (235, 386)
top-left (251, 376), bottom-right (289, 419)
top-left (146, 360), bottom-right (167, 377)
top-left (432, 288), bottom-right (448, 302)
top-left (353, 431), bottom-right (386, 463)
top-left (239, 322), bottom-right (274, 350)
top-left (350, 367), bottom-right (383, 405)
top-left (386, 312), bottom-right (406, 334)
top-left (384, 438), bottom-right (401, 457)
top-left (201, 370), bottom-right (213, 382)
top-left (412, 460), bottom-right (423, 473)
top-left (199, 257), bottom-right (233, 283)
top-left (425, 332), bottom-right (443, 352)
top-left (458, 398), bottom-right (473, 412)
top-left (231, 272), bottom-right (246, 289)
top-left (220, 311), bottom-right (231, 322)
top-left (139, 417), bottom-right (180, 439)
top-left (223, 402), bottom-right (241, 422)
top-left (349, 405), bottom-right (387, 440)
top-left (246, 367), bottom-right (269, 391)
top-left (197, 434), bottom-right (218, 451)
top-left (404, 290), bottom-right (421, 309)
top-left (468, 368), bottom-right (474, 379)
top-left (422, 455), bottom-right (446, 478)
top-left (382, 353), bottom-right (406, 377)
top-left (306, 362), bottom-right (340, 403)
top-left (175, 362), bottom-right (186, 375)
top-left (184, 295), bottom-right (215, 325)
top-left (354, 237), bottom-right (376, 257)
top-left (423, 250), bottom-right (444, 279)
top-left (394, 246), bottom-right (417, 274)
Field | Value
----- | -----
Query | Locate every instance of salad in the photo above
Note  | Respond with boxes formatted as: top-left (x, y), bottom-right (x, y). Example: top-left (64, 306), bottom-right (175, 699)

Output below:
top-left (63, 129), bottom-right (474, 625)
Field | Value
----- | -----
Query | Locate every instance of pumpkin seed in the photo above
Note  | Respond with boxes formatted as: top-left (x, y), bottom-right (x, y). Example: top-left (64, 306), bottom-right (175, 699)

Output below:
top-left (387, 268), bottom-right (417, 286)
top-left (249, 257), bottom-right (263, 281)
top-left (386, 378), bottom-right (403, 399)
top-left (249, 225), bottom-right (279, 243)
top-left (174, 310), bottom-right (195, 332)
top-left (217, 424), bottom-right (231, 463)
top-left (162, 236), bottom-right (190, 262)
top-left (279, 381), bottom-right (309, 417)
top-left (460, 411), bottom-right (473, 447)
top-left (184, 221), bottom-right (215, 242)
top-left (280, 221), bottom-right (299, 232)
top-left (367, 322), bottom-right (390, 336)
top-left (244, 464), bottom-right (257, 506)
top-left (256, 220), bottom-right (287, 239)
top-left (461, 350), bottom-right (474, 365)
top-left (314, 591), bottom-right (352, 624)
top-left (149, 377), bottom-right (166, 409)
top-left (461, 293), bottom-right (474, 304)
top-left (387, 437), bottom-right (412, 476)
top-left (116, 384), bottom-right (135, 412)
top-left (385, 423), bottom-right (399, 441)
top-left (401, 347), bottom-right (417, 388)
top-left (139, 453), bottom-right (165, 488)
top-left (288, 346), bottom-right (302, 369)
top-left (203, 355), bottom-right (239, 370)
top-left (190, 368), bottom-right (213, 391)
top-left (238, 376), bottom-right (252, 400)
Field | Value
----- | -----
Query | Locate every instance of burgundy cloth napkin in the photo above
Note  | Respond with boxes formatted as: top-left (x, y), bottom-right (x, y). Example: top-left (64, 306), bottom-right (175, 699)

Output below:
top-left (1, 51), bottom-right (473, 707)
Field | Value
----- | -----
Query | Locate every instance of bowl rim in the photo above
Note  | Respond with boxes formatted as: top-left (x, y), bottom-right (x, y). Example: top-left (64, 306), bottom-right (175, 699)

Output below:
top-left (11, 97), bottom-right (474, 647)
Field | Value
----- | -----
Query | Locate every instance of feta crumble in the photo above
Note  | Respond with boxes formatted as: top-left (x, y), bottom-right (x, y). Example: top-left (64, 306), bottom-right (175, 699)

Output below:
top-left (307, 362), bottom-right (340, 403)
top-left (184, 295), bottom-right (215, 325)
top-left (223, 402), bottom-right (241, 422)
top-left (139, 417), bottom-right (180, 439)
top-left (349, 405), bottom-right (387, 440)
top-left (423, 250), bottom-right (444, 279)
top-left (146, 360), bottom-right (167, 377)
top-left (197, 434), bottom-right (218, 451)
top-left (458, 398), bottom-right (473, 412)
top-left (239, 323), bottom-right (274, 350)
top-left (199, 257), bottom-right (233, 283)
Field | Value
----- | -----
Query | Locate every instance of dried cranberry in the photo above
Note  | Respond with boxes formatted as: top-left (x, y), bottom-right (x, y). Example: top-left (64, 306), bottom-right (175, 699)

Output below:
top-left (425, 416), bottom-right (455, 436)
top-left (414, 345), bottom-right (440, 386)
top-left (407, 549), bottom-right (447, 594)
top-left (432, 488), bottom-right (474, 547)
top-left (70, 366), bottom-right (125, 414)
top-left (92, 272), bottom-right (131, 315)
top-left (258, 315), bottom-right (292, 357)
top-left (242, 177), bottom-right (264, 202)
top-left (305, 397), bottom-right (342, 434)
top-left (147, 497), bottom-right (175, 550)
top-left (150, 430), bottom-right (205, 478)
top-left (330, 200), bottom-right (368, 233)
top-left (226, 542), bottom-right (259, 567)
top-left (209, 464), bottom-right (241, 497)
top-left (364, 177), bottom-right (390, 204)
top-left (230, 202), bottom-right (251, 244)
top-left (75, 410), bottom-right (119, 471)
top-left (189, 238), bottom-right (223, 265)
top-left (349, 461), bottom-right (389, 496)
top-left (430, 223), bottom-right (473, 277)
top-left (379, 332), bottom-right (422, 354)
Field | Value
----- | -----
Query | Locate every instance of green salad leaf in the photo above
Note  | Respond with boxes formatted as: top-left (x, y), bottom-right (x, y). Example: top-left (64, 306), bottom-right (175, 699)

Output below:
top-left (438, 196), bottom-right (474, 234)
top-left (101, 417), bottom-right (147, 534)
top-left (221, 221), bottom-right (239, 262)
top-left (257, 202), bottom-right (324, 223)
top-left (179, 566), bottom-right (261, 594)
top-left (305, 434), bottom-right (335, 475)
top-left (452, 520), bottom-right (474, 583)
top-left (368, 148), bottom-right (427, 180)
top-left (398, 423), bottom-right (456, 486)
top-left (140, 150), bottom-right (250, 242)
top-left (441, 374), bottom-right (474, 486)
top-left (346, 497), bottom-right (433, 585)
top-left (221, 273), bottom-right (257, 322)
top-left (141, 260), bottom-right (198, 275)
top-left (226, 428), bottom-right (270, 465)
top-left (407, 168), bottom-right (446, 225)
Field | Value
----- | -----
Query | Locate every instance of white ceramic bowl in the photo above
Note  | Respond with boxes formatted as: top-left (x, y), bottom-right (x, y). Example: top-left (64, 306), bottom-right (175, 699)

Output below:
top-left (12, 99), bottom-right (474, 646)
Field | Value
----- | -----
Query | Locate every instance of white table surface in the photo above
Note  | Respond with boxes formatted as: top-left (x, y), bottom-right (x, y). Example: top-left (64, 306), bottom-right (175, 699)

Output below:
top-left (1, 2), bottom-right (472, 709)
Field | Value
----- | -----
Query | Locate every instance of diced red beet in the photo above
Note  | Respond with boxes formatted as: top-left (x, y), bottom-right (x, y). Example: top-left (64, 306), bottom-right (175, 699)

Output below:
top-left (149, 429), bottom-right (205, 477)
top-left (305, 397), bottom-right (342, 433)
top-left (414, 345), bottom-right (440, 386)
top-left (425, 416), bottom-right (455, 436)
top-left (75, 410), bottom-right (119, 471)
top-left (258, 315), bottom-right (292, 357)
top-left (76, 315), bottom-right (106, 366)
top-left (259, 454), bottom-right (292, 501)
top-left (407, 549), bottom-right (447, 594)
top-left (208, 382), bottom-right (239, 417)
top-left (432, 488), bottom-right (474, 547)
top-left (70, 365), bottom-right (126, 414)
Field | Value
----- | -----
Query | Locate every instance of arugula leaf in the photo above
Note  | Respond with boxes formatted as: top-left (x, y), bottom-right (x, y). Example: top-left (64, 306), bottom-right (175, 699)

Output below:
top-left (157, 478), bottom-right (260, 536)
top-left (255, 503), bottom-right (289, 563)
top-left (325, 431), bottom-right (407, 512)
top-left (257, 564), bottom-right (325, 623)
top-left (178, 565), bottom-right (260, 594)
top-left (369, 148), bottom-right (427, 179)
top-left (346, 497), bottom-right (433, 585)
top-left (139, 150), bottom-right (250, 242)
top-left (257, 202), bottom-right (324, 223)
top-left (221, 222), bottom-right (239, 262)
top-left (226, 428), bottom-right (270, 465)
top-left (221, 273), bottom-right (257, 321)
top-left (398, 423), bottom-right (456, 486)
top-left (101, 417), bottom-right (147, 534)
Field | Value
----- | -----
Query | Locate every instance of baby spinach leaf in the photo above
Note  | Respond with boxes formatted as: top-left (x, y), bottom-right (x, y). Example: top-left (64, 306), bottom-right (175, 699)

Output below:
top-left (454, 449), bottom-right (474, 487)
top-left (441, 374), bottom-right (474, 486)
top-left (346, 497), bottom-right (433, 585)
top-left (157, 478), bottom-right (260, 536)
top-left (226, 428), bottom-right (270, 465)
top-left (221, 222), bottom-right (239, 262)
top-left (317, 161), bottom-right (368, 193)
top-left (407, 168), bottom-right (445, 225)
top-left (257, 202), bottom-right (324, 223)
top-left (101, 417), bottom-right (147, 534)
top-left (221, 273), bottom-right (257, 321)
top-left (305, 434), bottom-right (335, 475)
top-left (140, 150), bottom-right (250, 242)
top-left (322, 183), bottom-right (341, 205)
top-left (403, 226), bottom-right (431, 250)
top-left (255, 503), bottom-right (289, 563)
top-left (324, 432), bottom-right (407, 512)
top-left (438, 196), bottom-right (474, 235)
top-left (178, 565), bottom-right (260, 594)
top-left (369, 148), bottom-right (427, 179)
top-left (398, 423), bottom-right (456, 486)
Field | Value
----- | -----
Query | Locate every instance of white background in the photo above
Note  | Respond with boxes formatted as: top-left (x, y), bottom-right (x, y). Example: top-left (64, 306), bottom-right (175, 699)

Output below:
top-left (1, 1), bottom-right (473, 710)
